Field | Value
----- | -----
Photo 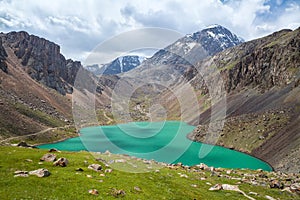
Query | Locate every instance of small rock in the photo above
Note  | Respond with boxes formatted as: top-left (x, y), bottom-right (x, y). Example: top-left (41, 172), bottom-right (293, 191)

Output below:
top-left (14, 173), bottom-right (29, 177)
top-left (115, 159), bottom-right (126, 163)
top-left (134, 186), bottom-right (141, 192)
top-left (209, 184), bottom-right (222, 191)
top-left (269, 179), bottom-right (283, 189)
top-left (53, 157), bottom-right (68, 167)
top-left (49, 148), bottom-right (60, 152)
top-left (25, 159), bottom-right (33, 162)
top-left (99, 173), bottom-right (105, 177)
top-left (88, 164), bottom-right (102, 172)
top-left (29, 168), bottom-right (50, 177)
top-left (99, 180), bottom-right (103, 183)
top-left (88, 189), bottom-right (99, 195)
top-left (104, 150), bottom-right (111, 155)
top-left (17, 141), bottom-right (32, 148)
top-left (105, 169), bottom-right (112, 173)
top-left (290, 183), bottom-right (300, 194)
top-left (14, 170), bottom-right (28, 177)
top-left (40, 153), bottom-right (57, 162)
top-left (86, 175), bottom-right (92, 178)
top-left (265, 195), bottom-right (276, 200)
top-left (191, 184), bottom-right (197, 188)
top-left (111, 188), bottom-right (126, 197)
top-left (197, 163), bottom-right (209, 170)
top-left (180, 174), bottom-right (188, 178)
top-left (221, 184), bottom-right (239, 191)
top-left (143, 160), bottom-right (152, 164)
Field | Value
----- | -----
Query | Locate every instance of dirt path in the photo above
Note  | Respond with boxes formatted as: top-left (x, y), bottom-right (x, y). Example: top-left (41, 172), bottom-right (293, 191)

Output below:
top-left (103, 111), bottom-right (114, 124)
top-left (0, 125), bottom-right (71, 144)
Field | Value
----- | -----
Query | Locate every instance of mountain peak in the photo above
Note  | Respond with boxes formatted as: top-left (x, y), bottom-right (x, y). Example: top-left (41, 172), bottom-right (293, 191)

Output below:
top-left (204, 24), bottom-right (222, 29)
top-left (188, 24), bottom-right (244, 54)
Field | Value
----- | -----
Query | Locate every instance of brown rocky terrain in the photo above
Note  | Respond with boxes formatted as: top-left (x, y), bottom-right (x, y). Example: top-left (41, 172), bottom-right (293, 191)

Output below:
top-left (0, 31), bottom-right (128, 141)
top-left (187, 27), bottom-right (300, 173)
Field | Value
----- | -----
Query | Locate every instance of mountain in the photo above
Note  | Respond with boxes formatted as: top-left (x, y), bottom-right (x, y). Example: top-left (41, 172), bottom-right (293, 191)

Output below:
top-left (183, 27), bottom-right (300, 173)
top-left (149, 24), bottom-right (243, 64)
top-left (86, 55), bottom-right (144, 75)
top-left (116, 26), bottom-right (300, 173)
top-left (123, 25), bottom-right (243, 82)
top-left (0, 31), bottom-right (113, 141)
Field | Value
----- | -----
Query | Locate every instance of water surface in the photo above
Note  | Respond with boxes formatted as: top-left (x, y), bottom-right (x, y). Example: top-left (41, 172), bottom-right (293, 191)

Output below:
top-left (38, 121), bottom-right (272, 171)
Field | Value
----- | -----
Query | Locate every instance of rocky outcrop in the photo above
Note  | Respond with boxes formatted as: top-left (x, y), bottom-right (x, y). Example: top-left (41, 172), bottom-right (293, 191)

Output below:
top-left (0, 31), bottom-right (82, 95)
top-left (28, 168), bottom-right (51, 177)
top-left (187, 28), bottom-right (300, 93)
top-left (40, 153), bottom-right (57, 162)
top-left (0, 37), bottom-right (7, 73)
top-left (53, 157), bottom-right (68, 167)
top-left (88, 164), bottom-right (102, 172)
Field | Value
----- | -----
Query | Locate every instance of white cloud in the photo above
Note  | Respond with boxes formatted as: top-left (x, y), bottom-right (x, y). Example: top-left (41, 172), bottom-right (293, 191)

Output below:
top-left (0, 0), bottom-right (299, 62)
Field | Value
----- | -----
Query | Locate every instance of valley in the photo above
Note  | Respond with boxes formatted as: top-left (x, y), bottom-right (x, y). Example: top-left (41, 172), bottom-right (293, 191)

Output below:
top-left (0, 22), bottom-right (299, 199)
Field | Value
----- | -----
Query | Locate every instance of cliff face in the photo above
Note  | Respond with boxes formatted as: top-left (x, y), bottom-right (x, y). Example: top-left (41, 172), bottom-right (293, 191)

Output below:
top-left (186, 28), bottom-right (300, 95)
top-left (0, 31), bottom-right (81, 95)
top-left (0, 38), bottom-right (7, 73)
top-left (219, 29), bottom-right (300, 93)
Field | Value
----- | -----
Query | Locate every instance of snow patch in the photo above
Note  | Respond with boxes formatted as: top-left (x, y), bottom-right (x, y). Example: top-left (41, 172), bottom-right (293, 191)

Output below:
top-left (187, 42), bottom-right (197, 50)
top-left (118, 57), bottom-right (124, 72)
top-left (206, 24), bottom-right (220, 29)
top-left (207, 31), bottom-right (216, 38)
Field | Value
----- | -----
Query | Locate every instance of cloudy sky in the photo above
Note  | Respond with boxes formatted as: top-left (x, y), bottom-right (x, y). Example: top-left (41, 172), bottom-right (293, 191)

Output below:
top-left (0, 0), bottom-right (299, 62)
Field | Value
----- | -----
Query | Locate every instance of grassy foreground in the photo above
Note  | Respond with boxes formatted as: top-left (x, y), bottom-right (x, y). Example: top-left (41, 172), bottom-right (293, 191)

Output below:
top-left (0, 146), bottom-right (298, 200)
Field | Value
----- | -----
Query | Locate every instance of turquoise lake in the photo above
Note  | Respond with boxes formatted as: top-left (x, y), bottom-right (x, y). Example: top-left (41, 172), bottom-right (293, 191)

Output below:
top-left (38, 121), bottom-right (272, 171)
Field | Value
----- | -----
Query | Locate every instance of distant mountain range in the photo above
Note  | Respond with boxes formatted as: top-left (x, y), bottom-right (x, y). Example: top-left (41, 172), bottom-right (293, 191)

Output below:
top-left (86, 55), bottom-right (144, 75)
top-left (86, 25), bottom-right (243, 76)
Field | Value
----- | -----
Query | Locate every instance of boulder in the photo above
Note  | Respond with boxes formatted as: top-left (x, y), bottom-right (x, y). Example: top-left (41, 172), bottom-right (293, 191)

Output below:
top-left (75, 168), bottom-right (84, 172)
top-left (49, 148), bottom-right (60, 152)
top-left (53, 157), bottom-right (68, 167)
top-left (40, 153), bottom-right (57, 162)
top-left (111, 188), bottom-right (126, 197)
top-left (197, 163), bottom-right (209, 170)
top-left (269, 180), bottom-right (283, 189)
top-left (88, 164), bottom-right (102, 172)
top-left (290, 183), bottom-right (300, 194)
top-left (29, 168), bottom-right (50, 177)
top-left (105, 169), bottom-right (112, 173)
top-left (17, 141), bottom-right (33, 148)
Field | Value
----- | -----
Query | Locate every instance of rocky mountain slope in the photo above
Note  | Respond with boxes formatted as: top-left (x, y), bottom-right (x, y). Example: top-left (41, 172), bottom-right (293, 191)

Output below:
top-left (0, 31), bottom-right (114, 141)
top-left (0, 31), bottom-right (81, 95)
top-left (186, 28), bottom-right (300, 173)
top-left (122, 25), bottom-right (244, 94)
